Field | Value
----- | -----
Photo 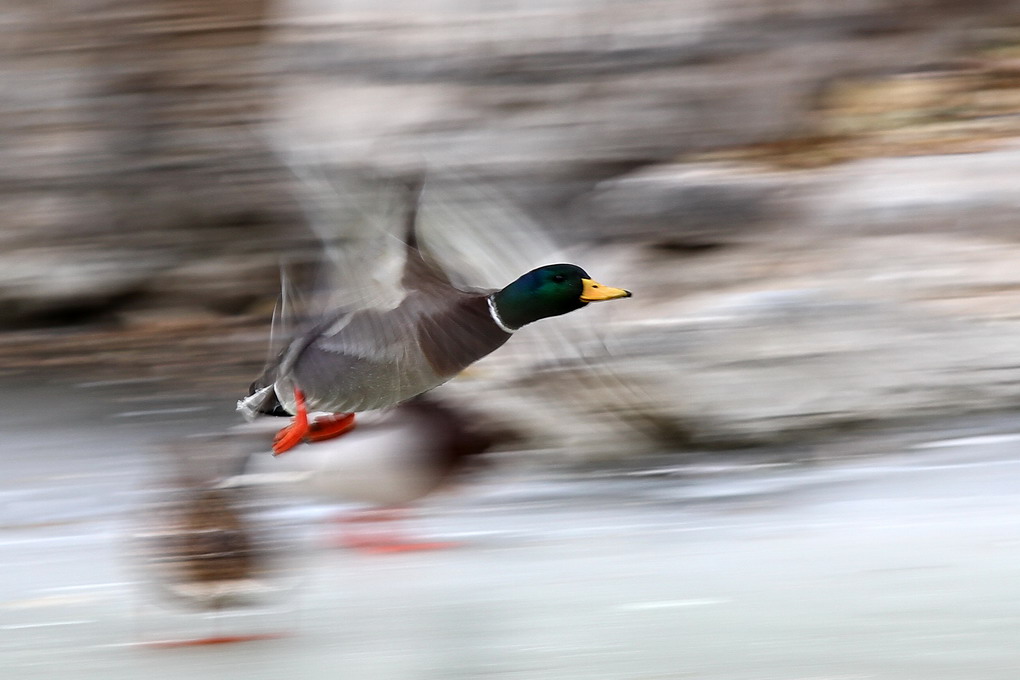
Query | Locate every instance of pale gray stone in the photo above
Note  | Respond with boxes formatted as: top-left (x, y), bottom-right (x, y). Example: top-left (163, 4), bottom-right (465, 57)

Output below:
top-left (807, 146), bottom-right (1020, 239)
top-left (443, 288), bottom-right (1020, 457)
top-left (586, 165), bottom-right (794, 246)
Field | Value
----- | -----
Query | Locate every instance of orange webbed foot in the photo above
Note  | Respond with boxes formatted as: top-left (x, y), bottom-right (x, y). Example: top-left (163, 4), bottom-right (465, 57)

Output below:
top-left (272, 423), bottom-right (307, 456)
top-left (272, 389), bottom-right (355, 455)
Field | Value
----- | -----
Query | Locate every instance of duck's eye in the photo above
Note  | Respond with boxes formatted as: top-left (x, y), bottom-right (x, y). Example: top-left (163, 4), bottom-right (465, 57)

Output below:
top-left (551, 274), bottom-right (566, 283)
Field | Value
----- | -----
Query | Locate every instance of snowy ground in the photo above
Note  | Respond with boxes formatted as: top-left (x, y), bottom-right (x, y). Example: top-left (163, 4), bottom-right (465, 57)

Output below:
top-left (2, 376), bottom-right (1019, 679)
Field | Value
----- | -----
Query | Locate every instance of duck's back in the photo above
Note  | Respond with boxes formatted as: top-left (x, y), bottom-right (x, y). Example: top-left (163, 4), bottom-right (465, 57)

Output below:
top-left (278, 290), bottom-right (510, 414)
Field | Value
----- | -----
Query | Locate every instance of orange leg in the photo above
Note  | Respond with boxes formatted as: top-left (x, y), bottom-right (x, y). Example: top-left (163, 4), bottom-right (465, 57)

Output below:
top-left (272, 388), bottom-right (309, 455)
top-left (272, 388), bottom-right (355, 456)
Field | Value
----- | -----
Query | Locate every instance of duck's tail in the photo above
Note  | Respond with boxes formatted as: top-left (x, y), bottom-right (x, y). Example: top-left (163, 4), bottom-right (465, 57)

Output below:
top-left (236, 383), bottom-right (289, 421)
top-left (237, 260), bottom-right (306, 422)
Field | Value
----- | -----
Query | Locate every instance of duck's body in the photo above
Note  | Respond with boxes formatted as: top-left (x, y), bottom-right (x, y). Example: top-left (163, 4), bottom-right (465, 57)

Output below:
top-left (260, 287), bottom-right (510, 418)
top-left (238, 177), bottom-right (631, 454)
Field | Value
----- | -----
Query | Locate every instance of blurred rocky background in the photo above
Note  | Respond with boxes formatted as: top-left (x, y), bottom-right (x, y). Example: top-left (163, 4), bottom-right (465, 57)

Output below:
top-left (8, 0), bottom-right (1020, 458)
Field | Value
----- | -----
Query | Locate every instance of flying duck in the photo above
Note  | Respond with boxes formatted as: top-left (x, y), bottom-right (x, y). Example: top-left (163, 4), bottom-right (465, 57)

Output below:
top-left (237, 177), bottom-right (631, 455)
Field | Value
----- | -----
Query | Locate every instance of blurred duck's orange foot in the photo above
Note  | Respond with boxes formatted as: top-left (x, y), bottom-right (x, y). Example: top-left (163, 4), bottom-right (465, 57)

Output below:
top-left (306, 412), bottom-right (356, 442)
top-left (143, 633), bottom-right (287, 648)
top-left (330, 510), bottom-right (462, 554)
top-left (272, 388), bottom-right (356, 455)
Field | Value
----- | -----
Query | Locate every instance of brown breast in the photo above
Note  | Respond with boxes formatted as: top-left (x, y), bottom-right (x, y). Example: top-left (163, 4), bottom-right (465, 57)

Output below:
top-left (415, 294), bottom-right (512, 377)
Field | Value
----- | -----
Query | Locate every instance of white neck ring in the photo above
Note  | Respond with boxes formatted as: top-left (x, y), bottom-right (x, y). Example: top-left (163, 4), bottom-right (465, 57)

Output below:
top-left (487, 295), bottom-right (516, 334)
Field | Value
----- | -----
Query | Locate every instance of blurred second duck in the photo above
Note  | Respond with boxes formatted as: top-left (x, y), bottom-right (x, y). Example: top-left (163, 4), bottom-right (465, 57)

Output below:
top-left (232, 394), bottom-right (504, 553)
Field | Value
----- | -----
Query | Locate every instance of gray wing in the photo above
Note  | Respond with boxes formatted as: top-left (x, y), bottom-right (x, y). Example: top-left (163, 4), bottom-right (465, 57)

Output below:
top-left (283, 291), bottom-right (509, 414)
top-left (286, 163), bottom-right (416, 315)
top-left (240, 164), bottom-right (462, 418)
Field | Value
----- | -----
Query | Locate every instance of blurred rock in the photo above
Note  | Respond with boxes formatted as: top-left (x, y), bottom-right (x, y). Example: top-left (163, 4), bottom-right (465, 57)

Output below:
top-left (10, 0), bottom-right (1020, 457)
top-left (590, 142), bottom-right (1020, 247)
top-left (0, 0), bottom-right (297, 327)
top-left (6, 0), bottom-right (1020, 324)
top-left (444, 286), bottom-right (1020, 457)
top-left (271, 0), bottom-right (1020, 225)
top-left (599, 289), bottom-right (1020, 447)
top-left (126, 253), bottom-right (285, 318)
top-left (586, 164), bottom-right (793, 247)
top-left (808, 145), bottom-right (1020, 239)
top-left (0, 247), bottom-right (171, 323)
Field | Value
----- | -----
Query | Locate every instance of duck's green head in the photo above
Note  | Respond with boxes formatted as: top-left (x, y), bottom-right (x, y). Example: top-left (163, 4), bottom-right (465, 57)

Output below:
top-left (491, 263), bottom-right (631, 331)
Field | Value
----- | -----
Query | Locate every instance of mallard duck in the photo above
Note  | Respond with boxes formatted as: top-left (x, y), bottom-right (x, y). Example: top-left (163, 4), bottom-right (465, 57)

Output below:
top-left (238, 178), bottom-right (631, 455)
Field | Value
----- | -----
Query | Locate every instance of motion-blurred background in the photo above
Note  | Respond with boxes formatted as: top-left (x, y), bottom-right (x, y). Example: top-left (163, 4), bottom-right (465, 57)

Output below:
top-left (3, 1), bottom-right (1020, 678)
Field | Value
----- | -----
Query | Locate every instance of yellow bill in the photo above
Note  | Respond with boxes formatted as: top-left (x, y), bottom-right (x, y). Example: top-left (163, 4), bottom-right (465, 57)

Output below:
top-left (580, 278), bottom-right (632, 302)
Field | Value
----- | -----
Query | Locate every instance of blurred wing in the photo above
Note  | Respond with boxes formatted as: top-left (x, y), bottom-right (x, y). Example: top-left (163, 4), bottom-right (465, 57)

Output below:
top-left (415, 169), bottom-right (642, 443)
top-left (415, 177), bottom-right (560, 290)
top-left (313, 306), bottom-right (418, 362)
top-left (416, 171), bottom-right (589, 362)
top-left (284, 156), bottom-right (412, 316)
